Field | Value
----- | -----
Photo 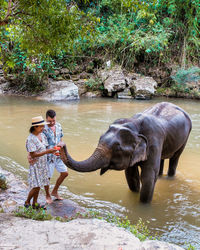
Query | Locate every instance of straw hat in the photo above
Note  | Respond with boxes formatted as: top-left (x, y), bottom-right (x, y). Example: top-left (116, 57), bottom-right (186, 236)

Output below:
top-left (31, 116), bottom-right (49, 126)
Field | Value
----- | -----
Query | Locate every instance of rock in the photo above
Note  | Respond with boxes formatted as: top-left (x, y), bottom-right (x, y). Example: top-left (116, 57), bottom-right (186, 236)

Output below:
top-left (142, 240), bottom-right (183, 250)
top-left (117, 88), bottom-right (133, 99)
top-left (71, 75), bottom-right (80, 81)
top-left (0, 215), bottom-right (184, 250)
top-left (37, 80), bottom-right (79, 101)
top-left (129, 76), bottom-right (158, 100)
top-left (75, 79), bottom-right (88, 96)
top-left (84, 92), bottom-right (100, 98)
top-left (60, 68), bottom-right (70, 74)
top-left (79, 72), bottom-right (91, 79)
top-left (63, 74), bottom-right (71, 80)
top-left (0, 173), bottom-right (7, 190)
top-left (0, 216), bottom-right (141, 250)
top-left (54, 70), bottom-right (60, 76)
top-left (98, 66), bottom-right (126, 96)
top-left (47, 199), bottom-right (85, 219)
top-left (55, 76), bottom-right (65, 81)
top-left (125, 72), bottom-right (141, 83)
top-left (0, 168), bottom-right (28, 212)
top-left (106, 60), bottom-right (111, 69)
top-left (0, 83), bottom-right (9, 95)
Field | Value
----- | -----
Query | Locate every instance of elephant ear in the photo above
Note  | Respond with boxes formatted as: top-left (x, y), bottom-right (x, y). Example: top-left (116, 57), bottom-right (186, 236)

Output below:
top-left (130, 134), bottom-right (148, 166)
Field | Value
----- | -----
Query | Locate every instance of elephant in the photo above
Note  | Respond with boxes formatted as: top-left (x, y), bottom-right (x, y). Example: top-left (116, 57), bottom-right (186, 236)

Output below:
top-left (59, 102), bottom-right (192, 203)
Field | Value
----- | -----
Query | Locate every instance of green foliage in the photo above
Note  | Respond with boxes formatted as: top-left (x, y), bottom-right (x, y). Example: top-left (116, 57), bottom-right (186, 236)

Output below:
top-left (187, 244), bottom-right (196, 250)
top-left (85, 10), bottom-right (172, 67)
top-left (14, 206), bottom-right (53, 221)
top-left (0, 0), bottom-right (98, 56)
top-left (170, 67), bottom-right (200, 95)
top-left (0, 31), bottom-right (56, 92)
top-left (84, 77), bottom-right (104, 91)
top-left (171, 84), bottom-right (190, 94)
top-left (156, 0), bottom-right (200, 62)
top-left (171, 67), bottom-right (200, 85)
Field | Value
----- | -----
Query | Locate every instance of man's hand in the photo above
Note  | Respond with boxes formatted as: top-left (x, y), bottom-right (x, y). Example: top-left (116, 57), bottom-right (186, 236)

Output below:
top-left (27, 152), bottom-right (37, 165)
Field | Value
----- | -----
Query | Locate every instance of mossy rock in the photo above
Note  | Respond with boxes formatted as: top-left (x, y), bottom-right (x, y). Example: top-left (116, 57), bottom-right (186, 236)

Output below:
top-left (0, 174), bottom-right (7, 190)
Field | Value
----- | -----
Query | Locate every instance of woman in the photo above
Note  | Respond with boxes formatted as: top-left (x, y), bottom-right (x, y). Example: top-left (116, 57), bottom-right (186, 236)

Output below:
top-left (25, 116), bottom-right (57, 209)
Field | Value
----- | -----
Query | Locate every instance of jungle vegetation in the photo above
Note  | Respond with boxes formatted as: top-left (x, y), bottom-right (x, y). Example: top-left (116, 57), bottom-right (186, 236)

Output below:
top-left (0, 0), bottom-right (200, 92)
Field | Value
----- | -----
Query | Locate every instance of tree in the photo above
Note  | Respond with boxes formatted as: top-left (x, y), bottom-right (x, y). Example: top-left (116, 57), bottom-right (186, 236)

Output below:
top-left (0, 0), bottom-right (98, 55)
top-left (156, 0), bottom-right (200, 65)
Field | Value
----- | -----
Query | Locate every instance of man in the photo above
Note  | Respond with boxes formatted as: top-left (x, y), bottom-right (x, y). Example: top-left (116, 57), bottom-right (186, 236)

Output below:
top-left (43, 109), bottom-right (68, 200)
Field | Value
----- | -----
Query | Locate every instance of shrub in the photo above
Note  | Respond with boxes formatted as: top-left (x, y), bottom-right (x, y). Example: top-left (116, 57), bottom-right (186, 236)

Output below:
top-left (84, 77), bottom-right (104, 91)
top-left (171, 67), bottom-right (200, 85)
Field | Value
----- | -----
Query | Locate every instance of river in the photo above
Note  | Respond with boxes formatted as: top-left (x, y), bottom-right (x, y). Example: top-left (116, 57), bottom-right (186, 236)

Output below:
top-left (0, 96), bottom-right (199, 248)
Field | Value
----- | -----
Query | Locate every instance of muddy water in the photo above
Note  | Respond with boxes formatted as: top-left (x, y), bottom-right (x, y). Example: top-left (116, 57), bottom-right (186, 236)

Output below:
top-left (0, 96), bottom-right (199, 248)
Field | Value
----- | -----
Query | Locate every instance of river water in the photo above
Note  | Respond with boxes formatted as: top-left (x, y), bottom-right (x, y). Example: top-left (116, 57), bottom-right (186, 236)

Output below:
top-left (0, 96), bottom-right (199, 248)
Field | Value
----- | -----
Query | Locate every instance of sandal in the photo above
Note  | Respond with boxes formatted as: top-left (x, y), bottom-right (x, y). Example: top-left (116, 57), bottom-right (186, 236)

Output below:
top-left (24, 203), bottom-right (32, 208)
top-left (32, 203), bottom-right (47, 210)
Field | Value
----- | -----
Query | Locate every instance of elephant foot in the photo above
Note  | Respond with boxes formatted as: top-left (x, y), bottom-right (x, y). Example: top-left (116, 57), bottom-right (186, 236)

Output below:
top-left (129, 186), bottom-right (140, 193)
top-left (140, 193), bottom-right (153, 203)
top-left (167, 169), bottom-right (176, 177)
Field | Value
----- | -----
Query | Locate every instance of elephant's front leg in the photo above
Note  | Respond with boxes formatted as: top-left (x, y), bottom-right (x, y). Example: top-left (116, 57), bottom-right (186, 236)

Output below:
top-left (140, 157), bottom-right (160, 203)
top-left (125, 165), bottom-right (140, 192)
top-left (140, 167), bottom-right (157, 203)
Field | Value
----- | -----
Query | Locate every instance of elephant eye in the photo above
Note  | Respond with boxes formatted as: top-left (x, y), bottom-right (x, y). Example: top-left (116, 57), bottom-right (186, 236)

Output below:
top-left (132, 143), bottom-right (137, 148)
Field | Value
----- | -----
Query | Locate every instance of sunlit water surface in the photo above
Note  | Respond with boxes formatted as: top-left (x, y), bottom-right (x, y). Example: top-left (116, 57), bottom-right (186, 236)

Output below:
top-left (0, 96), bottom-right (199, 248)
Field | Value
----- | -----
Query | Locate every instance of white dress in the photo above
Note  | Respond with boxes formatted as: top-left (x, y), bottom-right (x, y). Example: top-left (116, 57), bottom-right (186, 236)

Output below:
top-left (26, 133), bottom-right (49, 189)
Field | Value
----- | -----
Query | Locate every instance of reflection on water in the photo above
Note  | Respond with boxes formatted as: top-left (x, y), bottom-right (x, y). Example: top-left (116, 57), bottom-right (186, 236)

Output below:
top-left (0, 96), bottom-right (200, 248)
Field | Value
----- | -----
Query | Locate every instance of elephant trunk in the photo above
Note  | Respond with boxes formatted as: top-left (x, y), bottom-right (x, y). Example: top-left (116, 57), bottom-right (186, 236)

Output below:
top-left (60, 144), bottom-right (110, 172)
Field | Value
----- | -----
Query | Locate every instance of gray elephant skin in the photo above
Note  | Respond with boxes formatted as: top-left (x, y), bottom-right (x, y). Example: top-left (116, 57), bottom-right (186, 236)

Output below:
top-left (60, 102), bottom-right (192, 203)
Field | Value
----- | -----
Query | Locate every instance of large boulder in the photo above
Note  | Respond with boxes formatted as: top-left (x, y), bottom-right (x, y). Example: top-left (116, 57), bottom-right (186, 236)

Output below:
top-left (37, 80), bottom-right (79, 101)
top-left (98, 66), bottom-right (126, 96)
top-left (128, 75), bottom-right (157, 100)
top-left (0, 215), bottom-right (184, 250)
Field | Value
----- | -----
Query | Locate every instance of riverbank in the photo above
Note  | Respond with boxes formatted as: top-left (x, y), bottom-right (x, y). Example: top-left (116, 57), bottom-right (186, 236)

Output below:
top-left (0, 167), bottom-right (184, 250)
top-left (1, 63), bottom-right (200, 102)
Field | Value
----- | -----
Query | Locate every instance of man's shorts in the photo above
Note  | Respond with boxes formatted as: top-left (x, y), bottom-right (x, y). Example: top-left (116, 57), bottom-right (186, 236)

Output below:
top-left (48, 157), bottom-right (68, 178)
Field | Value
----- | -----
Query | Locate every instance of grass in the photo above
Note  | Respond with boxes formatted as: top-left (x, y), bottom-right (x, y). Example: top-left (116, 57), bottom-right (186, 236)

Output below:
top-left (14, 206), bottom-right (53, 221)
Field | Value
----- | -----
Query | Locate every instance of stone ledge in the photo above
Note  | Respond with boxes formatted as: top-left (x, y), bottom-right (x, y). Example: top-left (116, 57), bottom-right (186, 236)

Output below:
top-left (0, 167), bottom-right (184, 250)
top-left (0, 214), bottom-right (184, 250)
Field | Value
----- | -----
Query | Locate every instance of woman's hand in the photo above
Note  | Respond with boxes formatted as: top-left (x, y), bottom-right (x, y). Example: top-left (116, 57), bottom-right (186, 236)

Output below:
top-left (47, 148), bottom-right (57, 154)
top-left (29, 147), bottom-right (57, 159)
top-left (27, 152), bottom-right (37, 164)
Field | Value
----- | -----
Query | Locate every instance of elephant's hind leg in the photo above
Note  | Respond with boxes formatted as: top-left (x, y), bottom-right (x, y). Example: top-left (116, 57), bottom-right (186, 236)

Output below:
top-left (168, 143), bottom-right (186, 177)
top-left (125, 165), bottom-right (140, 192)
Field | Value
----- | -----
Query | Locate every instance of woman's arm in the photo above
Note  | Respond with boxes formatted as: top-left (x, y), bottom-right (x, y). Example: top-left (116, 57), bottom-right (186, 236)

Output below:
top-left (30, 148), bottom-right (57, 158)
